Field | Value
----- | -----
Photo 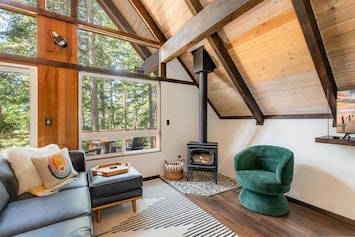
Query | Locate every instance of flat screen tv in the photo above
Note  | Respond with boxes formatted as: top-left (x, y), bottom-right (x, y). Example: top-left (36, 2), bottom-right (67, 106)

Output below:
top-left (336, 90), bottom-right (355, 139)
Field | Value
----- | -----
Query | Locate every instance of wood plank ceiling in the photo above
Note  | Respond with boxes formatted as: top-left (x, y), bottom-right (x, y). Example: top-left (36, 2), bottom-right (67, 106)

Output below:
top-left (107, 0), bottom-right (355, 123)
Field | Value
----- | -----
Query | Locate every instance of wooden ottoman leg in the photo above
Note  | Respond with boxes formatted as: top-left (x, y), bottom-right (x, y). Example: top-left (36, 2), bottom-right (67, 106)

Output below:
top-left (132, 200), bottom-right (137, 212)
top-left (97, 209), bottom-right (102, 223)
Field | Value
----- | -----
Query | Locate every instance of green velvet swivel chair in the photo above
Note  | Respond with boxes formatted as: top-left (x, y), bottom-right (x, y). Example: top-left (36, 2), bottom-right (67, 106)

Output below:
top-left (234, 145), bottom-right (294, 216)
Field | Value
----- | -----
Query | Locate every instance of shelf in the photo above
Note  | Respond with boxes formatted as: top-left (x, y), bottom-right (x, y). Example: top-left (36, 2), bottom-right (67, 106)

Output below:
top-left (315, 136), bottom-right (355, 146)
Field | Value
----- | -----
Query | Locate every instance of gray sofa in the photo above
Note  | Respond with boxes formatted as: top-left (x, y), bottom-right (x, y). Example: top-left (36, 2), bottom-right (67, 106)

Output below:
top-left (0, 150), bottom-right (93, 237)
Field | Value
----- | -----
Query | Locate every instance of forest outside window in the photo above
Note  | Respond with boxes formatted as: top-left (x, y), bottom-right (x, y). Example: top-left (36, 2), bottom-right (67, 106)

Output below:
top-left (0, 63), bottom-right (38, 151)
top-left (79, 71), bottom-right (160, 159)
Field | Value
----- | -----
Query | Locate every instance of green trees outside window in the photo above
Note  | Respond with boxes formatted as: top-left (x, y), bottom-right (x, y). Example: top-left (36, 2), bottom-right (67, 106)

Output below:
top-left (0, 67), bottom-right (34, 151)
top-left (0, 1), bottom-right (159, 155)
top-left (79, 72), bottom-right (160, 157)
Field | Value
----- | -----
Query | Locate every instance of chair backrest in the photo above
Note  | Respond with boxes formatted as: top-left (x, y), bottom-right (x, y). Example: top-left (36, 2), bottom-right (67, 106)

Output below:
top-left (249, 145), bottom-right (294, 184)
top-left (131, 137), bottom-right (146, 150)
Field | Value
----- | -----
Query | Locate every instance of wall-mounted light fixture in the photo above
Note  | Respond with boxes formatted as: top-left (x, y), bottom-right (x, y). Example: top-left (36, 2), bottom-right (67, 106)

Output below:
top-left (51, 31), bottom-right (68, 48)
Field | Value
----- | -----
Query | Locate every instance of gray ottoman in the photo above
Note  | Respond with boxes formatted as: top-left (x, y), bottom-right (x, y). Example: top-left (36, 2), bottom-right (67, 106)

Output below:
top-left (88, 165), bottom-right (143, 222)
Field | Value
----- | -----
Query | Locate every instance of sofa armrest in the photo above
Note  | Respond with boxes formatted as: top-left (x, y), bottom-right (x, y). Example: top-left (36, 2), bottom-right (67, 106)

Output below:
top-left (68, 150), bottom-right (86, 172)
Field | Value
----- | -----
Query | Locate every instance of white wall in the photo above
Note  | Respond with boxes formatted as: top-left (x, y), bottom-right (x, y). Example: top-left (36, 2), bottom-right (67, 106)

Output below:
top-left (209, 114), bottom-right (355, 221)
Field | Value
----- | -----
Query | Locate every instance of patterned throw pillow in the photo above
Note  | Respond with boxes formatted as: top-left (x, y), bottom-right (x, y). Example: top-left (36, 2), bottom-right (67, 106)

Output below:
top-left (31, 148), bottom-right (78, 189)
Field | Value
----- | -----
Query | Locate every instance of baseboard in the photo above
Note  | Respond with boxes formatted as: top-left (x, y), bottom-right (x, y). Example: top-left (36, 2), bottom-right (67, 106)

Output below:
top-left (287, 196), bottom-right (355, 225)
top-left (143, 175), bottom-right (160, 181)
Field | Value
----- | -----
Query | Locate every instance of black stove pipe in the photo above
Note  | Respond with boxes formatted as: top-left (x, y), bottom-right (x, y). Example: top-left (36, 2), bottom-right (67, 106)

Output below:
top-left (199, 71), bottom-right (208, 143)
top-left (191, 46), bottom-right (216, 144)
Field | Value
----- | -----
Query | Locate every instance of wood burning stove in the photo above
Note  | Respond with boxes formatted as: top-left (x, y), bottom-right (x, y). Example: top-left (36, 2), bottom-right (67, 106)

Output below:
top-left (187, 142), bottom-right (218, 183)
top-left (187, 46), bottom-right (218, 183)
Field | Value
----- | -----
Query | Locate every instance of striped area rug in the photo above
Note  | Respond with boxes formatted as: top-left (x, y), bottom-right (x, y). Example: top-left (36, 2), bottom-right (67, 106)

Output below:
top-left (94, 178), bottom-right (237, 237)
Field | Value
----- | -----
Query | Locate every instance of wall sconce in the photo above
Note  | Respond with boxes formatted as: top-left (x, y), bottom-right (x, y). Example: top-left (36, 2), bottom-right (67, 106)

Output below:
top-left (51, 31), bottom-right (68, 48)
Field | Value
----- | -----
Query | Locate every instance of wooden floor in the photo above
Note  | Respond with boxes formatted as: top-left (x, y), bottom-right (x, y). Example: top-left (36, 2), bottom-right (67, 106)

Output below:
top-left (186, 187), bottom-right (355, 237)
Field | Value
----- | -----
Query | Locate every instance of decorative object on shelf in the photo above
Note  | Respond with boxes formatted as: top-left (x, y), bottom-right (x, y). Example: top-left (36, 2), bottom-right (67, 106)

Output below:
top-left (51, 30), bottom-right (68, 48)
top-left (165, 159), bottom-right (184, 181)
top-left (92, 162), bottom-right (130, 177)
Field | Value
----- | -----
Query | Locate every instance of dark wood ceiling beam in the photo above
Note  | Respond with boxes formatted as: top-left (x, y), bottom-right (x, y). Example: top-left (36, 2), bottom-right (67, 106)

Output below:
top-left (128, 0), bottom-right (167, 74)
top-left (292, 0), bottom-right (337, 120)
top-left (160, 0), bottom-right (263, 63)
top-left (96, 0), bottom-right (151, 60)
top-left (209, 33), bottom-right (264, 125)
top-left (128, 0), bottom-right (196, 81)
top-left (129, 0), bottom-right (166, 43)
top-left (186, 0), bottom-right (264, 125)
top-left (0, 52), bottom-right (195, 86)
top-left (141, 50), bottom-right (159, 74)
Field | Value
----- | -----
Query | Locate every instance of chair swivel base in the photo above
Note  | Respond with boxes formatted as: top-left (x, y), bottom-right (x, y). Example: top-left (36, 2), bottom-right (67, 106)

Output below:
top-left (239, 188), bottom-right (289, 216)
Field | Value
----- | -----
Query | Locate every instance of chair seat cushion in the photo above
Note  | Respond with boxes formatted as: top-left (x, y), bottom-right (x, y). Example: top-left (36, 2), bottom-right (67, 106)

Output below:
top-left (237, 170), bottom-right (290, 195)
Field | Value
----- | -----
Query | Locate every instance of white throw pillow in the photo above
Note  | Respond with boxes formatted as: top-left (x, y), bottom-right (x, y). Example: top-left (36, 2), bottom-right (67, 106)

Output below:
top-left (6, 144), bottom-right (61, 194)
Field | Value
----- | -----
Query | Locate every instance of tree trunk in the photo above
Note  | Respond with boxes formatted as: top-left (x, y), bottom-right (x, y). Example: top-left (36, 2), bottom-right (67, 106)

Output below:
top-left (87, 0), bottom-right (99, 131)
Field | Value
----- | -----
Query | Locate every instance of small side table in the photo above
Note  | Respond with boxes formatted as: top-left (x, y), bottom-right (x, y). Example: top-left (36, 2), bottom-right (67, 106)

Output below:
top-left (88, 165), bottom-right (143, 222)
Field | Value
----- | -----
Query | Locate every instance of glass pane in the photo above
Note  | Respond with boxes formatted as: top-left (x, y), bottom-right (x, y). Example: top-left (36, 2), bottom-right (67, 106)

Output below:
top-left (0, 71), bottom-right (30, 150)
top-left (81, 76), bottom-right (157, 132)
top-left (0, 10), bottom-right (37, 57)
top-left (78, 30), bottom-right (143, 71)
top-left (78, 0), bottom-right (117, 29)
top-left (11, 0), bottom-right (36, 6)
top-left (81, 138), bottom-right (122, 156)
top-left (126, 136), bottom-right (156, 151)
top-left (45, 0), bottom-right (71, 16)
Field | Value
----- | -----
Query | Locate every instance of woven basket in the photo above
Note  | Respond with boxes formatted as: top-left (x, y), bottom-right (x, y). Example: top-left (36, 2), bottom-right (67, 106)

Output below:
top-left (165, 159), bottom-right (184, 181)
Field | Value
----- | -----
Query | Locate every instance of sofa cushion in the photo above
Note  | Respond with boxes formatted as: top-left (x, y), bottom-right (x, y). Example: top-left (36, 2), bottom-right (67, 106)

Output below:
top-left (13, 216), bottom-right (93, 237)
top-left (31, 148), bottom-right (78, 189)
top-left (60, 172), bottom-right (88, 190)
top-left (0, 182), bottom-right (9, 212)
top-left (0, 158), bottom-right (18, 200)
top-left (6, 144), bottom-right (60, 194)
top-left (89, 166), bottom-right (143, 199)
top-left (0, 187), bottom-right (91, 237)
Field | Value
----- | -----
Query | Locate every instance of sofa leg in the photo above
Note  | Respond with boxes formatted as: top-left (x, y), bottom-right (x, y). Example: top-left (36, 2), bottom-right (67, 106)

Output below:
top-left (96, 210), bottom-right (102, 223)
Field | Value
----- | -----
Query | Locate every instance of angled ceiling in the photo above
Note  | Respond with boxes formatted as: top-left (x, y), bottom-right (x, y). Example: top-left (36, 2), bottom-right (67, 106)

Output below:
top-left (104, 0), bottom-right (355, 123)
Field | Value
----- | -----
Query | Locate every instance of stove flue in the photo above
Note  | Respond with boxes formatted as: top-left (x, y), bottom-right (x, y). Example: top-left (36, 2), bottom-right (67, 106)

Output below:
top-left (187, 46), bottom-right (218, 183)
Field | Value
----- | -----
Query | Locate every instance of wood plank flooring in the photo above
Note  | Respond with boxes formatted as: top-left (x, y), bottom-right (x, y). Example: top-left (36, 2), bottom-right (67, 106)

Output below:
top-left (186, 187), bottom-right (355, 237)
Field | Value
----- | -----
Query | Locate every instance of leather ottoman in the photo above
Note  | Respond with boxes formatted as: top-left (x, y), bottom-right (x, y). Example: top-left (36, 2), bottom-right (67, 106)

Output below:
top-left (88, 165), bottom-right (143, 222)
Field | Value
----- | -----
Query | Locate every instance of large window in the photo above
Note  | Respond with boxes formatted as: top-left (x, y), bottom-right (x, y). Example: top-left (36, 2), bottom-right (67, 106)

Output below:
top-left (79, 72), bottom-right (160, 158)
top-left (0, 63), bottom-right (38, 151)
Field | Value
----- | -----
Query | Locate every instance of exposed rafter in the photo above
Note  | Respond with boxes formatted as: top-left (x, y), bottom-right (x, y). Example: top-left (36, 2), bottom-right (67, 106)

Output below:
top-left (186, 0), bottom-right (264, 125)
top-left (96, 0), bottom-right (152, 60)
top-left (292, 0), bottom-right (337, 120)
top-left (128, 0), bottom-right (192, 78)
top-left (129, 0), bottom-right (166, 43)
top-left (160, 0), bottom-right (263, 63)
